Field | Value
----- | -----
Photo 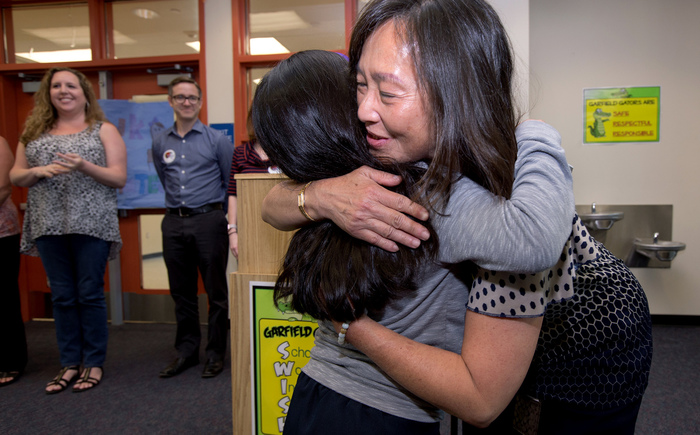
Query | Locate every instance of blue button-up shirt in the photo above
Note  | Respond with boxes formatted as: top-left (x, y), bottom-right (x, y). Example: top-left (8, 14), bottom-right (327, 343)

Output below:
top-left (153, 119), bottom-right (234, 209)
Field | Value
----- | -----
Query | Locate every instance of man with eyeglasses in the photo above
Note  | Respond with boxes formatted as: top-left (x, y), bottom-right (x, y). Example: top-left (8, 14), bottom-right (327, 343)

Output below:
top-left (153, 76), bottom-right (233, 379)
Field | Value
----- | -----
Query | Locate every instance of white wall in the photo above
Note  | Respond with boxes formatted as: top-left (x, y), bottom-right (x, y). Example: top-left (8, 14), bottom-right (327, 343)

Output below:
top-left (204, 0), bottom-right (234, 125)
top-left (490, 0), bottom-right (530, 117)
top-left (530, 0), bottom-right (700, 314)
top-left (205, 0), bottom-right (238, 275)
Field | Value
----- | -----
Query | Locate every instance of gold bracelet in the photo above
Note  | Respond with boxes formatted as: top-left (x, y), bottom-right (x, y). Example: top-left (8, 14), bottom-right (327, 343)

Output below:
top-left (297, 181), bottom-right (316, 222)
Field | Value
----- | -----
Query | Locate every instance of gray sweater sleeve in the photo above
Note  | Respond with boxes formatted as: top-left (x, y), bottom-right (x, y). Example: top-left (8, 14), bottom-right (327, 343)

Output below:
top-left (433, 120), bottom-right (575, 273)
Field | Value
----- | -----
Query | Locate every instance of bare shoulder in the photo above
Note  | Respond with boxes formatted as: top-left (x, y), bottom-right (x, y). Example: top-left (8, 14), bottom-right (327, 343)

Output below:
top-left (99, 121), bottom-right (121, 136)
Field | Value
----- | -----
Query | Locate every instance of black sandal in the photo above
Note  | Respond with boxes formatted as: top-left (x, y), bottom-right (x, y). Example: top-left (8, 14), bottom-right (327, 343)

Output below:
top-left (45, 366), bottom-right (80, 395)
top-left (0, 371), bottom-right (22, 388)
top-left (72, 367), bottom-right (103, 393)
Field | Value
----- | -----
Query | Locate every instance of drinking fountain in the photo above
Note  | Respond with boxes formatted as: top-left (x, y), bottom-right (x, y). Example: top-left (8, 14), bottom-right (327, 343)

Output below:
top-left (575, 204), bottom-right (681, 268)
top-left (579, 202), bottom-right (624, 231)
top-left (633, 232), bottom-right (686, 262)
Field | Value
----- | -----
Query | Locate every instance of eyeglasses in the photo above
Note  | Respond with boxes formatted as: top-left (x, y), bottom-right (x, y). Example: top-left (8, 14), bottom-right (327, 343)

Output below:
top-left (172, 94), bottom-right (201, 104)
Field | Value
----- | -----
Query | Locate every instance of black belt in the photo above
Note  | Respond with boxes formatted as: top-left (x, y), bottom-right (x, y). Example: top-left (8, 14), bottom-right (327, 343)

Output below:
top-left (167, 202), bottom-right (223, 217)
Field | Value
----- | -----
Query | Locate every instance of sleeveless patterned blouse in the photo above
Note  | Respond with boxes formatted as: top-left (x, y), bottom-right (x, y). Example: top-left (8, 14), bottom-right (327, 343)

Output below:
top-left (0, 197), bottom-right (20, 238)
top-left (20, 122), bottom-right (122, 260)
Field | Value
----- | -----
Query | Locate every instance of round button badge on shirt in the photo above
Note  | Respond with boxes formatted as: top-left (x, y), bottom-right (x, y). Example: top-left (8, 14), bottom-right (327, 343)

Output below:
top-left (163, 150), bottom-right (176, 164)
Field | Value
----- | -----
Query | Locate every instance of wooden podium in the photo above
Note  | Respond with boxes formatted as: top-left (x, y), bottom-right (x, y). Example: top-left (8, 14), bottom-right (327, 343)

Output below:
top-left (230, 173), bottom-right (295, 434)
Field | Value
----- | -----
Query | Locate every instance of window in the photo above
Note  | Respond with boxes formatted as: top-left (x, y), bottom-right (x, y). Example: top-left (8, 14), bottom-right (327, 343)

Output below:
top-left (233, 0), bottom-right (360, 144)
top-left (108, 0), bottom-right (199, 59)
top-left (9, 3), bottom-right (91, 63)
top-left (248, 0), bottom-right (345, 55)
top-left (247, 66), bottom-right (271, 105)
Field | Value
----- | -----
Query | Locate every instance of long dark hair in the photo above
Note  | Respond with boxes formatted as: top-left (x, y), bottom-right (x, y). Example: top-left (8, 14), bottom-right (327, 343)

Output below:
top-left (252, 50), bottom-right (437, 322)
top-left (350, 0), bottom-right (518, 207)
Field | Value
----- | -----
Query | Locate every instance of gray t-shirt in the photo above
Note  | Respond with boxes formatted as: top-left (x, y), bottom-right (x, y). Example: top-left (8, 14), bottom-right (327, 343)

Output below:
top-left (302, 121), bottom-right (574, 422)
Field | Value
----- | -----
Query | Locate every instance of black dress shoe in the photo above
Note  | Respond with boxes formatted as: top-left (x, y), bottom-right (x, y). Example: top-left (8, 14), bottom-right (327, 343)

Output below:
top-left (159, 356), bottom-right (198, 378)
top-left (202, 358), bottom-right (224, 378)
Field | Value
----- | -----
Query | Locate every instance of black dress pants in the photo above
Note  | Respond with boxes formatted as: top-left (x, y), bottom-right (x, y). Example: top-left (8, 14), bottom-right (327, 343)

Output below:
top-left (0, 234), bottom-right (28, 373)
top-left (162, 210), bottom-right (229, 360)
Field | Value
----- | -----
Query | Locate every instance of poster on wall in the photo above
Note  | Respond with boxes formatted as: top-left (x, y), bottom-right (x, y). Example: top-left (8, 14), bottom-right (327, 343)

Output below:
top-left (210, 123), bottom-right (234, 143)
top-left (250, 281), bottom-right (317, 435)
top-left (100, 100), bottom-right (174, 209)
top-left (583, 86), bottom-right (660, 144)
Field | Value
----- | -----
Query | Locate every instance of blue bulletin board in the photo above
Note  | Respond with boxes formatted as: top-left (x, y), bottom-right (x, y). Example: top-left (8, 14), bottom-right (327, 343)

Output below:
top-left (100, 100), bottom-right (174, 209)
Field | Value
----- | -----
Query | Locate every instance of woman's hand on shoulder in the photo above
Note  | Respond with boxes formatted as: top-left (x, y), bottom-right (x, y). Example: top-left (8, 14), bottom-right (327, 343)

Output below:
top-left (308, 166), bottom-right (431, 252)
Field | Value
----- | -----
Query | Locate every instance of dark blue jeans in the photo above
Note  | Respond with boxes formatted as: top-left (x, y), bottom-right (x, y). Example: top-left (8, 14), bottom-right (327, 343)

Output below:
top-left (284, 372), bottom-right (440, 435)
top-left (35, 234), bottom-right (110, 367)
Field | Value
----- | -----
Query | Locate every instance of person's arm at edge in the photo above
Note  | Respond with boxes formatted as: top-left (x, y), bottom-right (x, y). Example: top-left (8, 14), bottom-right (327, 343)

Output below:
top-left (261, 166), bottom-right (431, 252)
top-left (0, 138), bottom-right (14, 205)
top-left (343, 311), bottom-right (542, 427)
top-left (228, 194), bottom-right (239, 258)
top-left (151, 135), bottom-right (166, 188)
top-left (10, 141), bottom-right (69, 187)
top-left (217, 133), bottom-right (234, 192)
top-left (226, 146), bottom-right (241, 257)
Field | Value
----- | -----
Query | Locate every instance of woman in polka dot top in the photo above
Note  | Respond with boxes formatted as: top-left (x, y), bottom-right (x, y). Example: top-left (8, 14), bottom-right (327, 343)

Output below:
top-left (261, 1), bottom-right (652, 433)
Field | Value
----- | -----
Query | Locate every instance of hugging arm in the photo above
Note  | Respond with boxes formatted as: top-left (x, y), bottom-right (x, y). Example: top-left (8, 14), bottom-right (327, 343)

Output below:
top-left (261, 165), bottom-right (431, 252)
top-left (262, 121), bottom-right (574, 271)
top-left (435, 120), bottom-right (574, 272)
top-left (342, 308), bottom-right (542, 427)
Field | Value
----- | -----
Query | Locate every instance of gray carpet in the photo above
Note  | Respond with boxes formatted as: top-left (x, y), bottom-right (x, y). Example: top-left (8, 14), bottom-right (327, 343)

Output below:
top-left (0, 321), bottom-right (697, 434)
top-left (635, 323), bottom-right (700, 435)
top-left (0, 321), bottom-right (232, 434)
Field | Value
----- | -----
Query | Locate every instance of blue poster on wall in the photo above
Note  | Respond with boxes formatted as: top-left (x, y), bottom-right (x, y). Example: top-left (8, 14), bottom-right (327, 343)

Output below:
top-left (100, 100), bottom-right (174, 209)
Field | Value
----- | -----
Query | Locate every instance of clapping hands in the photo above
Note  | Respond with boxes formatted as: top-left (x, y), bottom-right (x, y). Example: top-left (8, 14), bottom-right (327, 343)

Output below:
top-left (53, 152), bottom-right (84, 171)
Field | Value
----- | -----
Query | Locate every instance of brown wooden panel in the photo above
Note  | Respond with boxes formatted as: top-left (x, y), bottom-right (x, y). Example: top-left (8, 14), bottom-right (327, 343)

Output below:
top-left (235, 173), bottom-right (295, 274)
top-left (230, 272), bottom-right (280, 435)
top-left (118, 213), bottom-right (144, 294)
